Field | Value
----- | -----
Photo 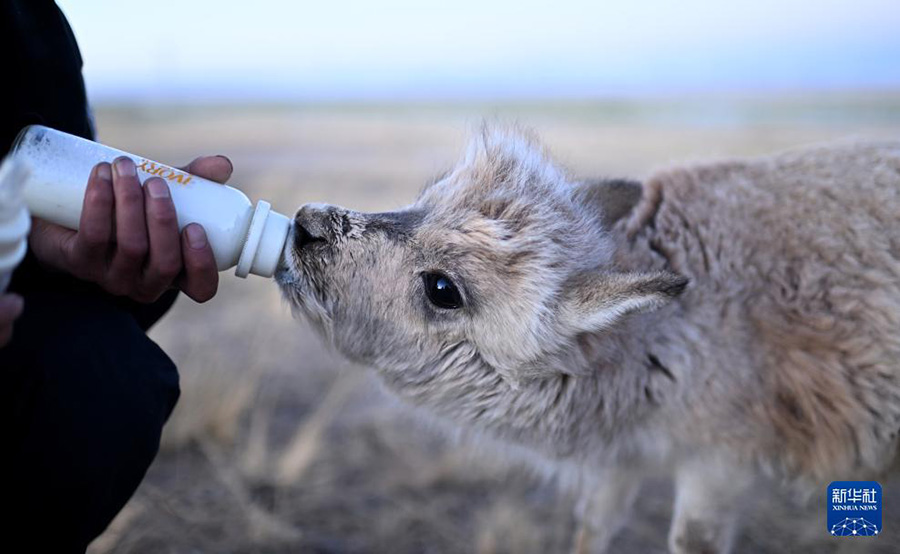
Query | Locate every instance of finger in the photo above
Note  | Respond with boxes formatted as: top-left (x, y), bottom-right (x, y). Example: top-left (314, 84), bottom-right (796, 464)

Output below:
top-left (137, 177), bottom-right (183, 302)
top-left (27, 218), bottom-right (78, 274)
top-left (178, 224), bottom-right (218, 303)
top-left (0, 294), bottom-right (24, 325)
top-left (181, 155), bottom-right (233, 184)
top-left (0, 294), bottom-right (24, 347)
top-left (105, 157), bottom-right (148, 295)
top-left (70, 163), bottom-right (114, 280)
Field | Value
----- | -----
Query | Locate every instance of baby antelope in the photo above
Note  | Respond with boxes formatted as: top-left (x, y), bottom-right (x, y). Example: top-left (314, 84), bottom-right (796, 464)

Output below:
top-left (277, 126), bottom-right (900, 553)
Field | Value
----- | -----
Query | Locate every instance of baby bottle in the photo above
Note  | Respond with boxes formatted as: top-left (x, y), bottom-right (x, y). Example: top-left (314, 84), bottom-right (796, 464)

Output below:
top-left (7, 125), bottom-right (291, 278)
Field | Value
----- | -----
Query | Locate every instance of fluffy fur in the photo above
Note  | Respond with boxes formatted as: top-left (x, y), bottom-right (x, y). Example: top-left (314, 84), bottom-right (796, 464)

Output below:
top-left (277, 126), bottom-right (900, 553)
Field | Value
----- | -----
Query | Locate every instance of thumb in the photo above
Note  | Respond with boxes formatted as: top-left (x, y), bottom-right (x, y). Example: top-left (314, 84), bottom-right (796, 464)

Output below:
top-left (28, 217), bottom-right (78, 274)
top-left (180, 155), bottom-right (233, 184)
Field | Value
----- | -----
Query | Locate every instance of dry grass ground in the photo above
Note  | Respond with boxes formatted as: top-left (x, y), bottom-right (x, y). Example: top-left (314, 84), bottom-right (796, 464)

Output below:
top-left (86, 96), bottom-right (900, 554)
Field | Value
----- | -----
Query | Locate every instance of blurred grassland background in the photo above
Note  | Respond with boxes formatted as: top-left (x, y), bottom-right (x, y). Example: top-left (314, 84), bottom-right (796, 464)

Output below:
top-left (82, 96), bottom-right (900, 553)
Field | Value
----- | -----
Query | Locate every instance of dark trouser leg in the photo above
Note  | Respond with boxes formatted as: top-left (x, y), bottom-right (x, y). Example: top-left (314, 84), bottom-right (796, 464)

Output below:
top-left (0, 291), bottom-right (180, 553)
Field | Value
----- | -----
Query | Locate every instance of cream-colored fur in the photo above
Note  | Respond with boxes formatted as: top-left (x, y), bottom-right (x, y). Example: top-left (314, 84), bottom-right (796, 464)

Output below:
top-left (277, 128), bottom-right (900, 553)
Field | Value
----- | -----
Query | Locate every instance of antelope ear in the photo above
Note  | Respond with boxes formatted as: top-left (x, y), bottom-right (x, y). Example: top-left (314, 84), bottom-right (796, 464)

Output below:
top-left (562, 270), bottom-right (688, 333)
top-left (573, 178), bottom-right (643, 226)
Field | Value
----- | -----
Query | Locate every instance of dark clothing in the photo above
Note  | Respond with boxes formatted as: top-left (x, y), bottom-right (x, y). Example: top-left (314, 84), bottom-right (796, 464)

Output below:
top-left (1, 1), bottom-right (180, 551)
top-left (1, 292), bottom-right (179, 551)
top-left (2, 0), bottom-right (92, 153)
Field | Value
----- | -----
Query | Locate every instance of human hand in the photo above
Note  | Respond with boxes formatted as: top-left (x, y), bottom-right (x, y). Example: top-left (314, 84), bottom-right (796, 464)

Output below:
top-left (0, 293), bottom-right (23, 347)
top-left (28, 155), bottom-right (234, 303)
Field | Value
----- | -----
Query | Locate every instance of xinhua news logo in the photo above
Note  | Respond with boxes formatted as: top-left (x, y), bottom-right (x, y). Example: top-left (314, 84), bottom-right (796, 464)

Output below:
top-left (827, 481), bottom-right (882, 537)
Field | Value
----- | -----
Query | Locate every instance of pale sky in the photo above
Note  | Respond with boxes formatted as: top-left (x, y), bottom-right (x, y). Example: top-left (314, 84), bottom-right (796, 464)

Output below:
top-left (57, 0), bottom-right (900, 101)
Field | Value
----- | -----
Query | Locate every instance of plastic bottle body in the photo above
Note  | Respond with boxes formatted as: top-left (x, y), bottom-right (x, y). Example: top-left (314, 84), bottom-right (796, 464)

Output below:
top-left (11, 125), bottom-right (289, 278)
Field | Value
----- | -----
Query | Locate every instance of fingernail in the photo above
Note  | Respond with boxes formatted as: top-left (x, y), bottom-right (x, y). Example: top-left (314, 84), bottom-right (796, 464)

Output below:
top-left (185, 224), bottom-right (207, 249)
top-left (97, 163), bottom-right (112, 182)
top-left (146, 177), bottom-right (170, 199)
top-left (114, 157), bottom-right (136, 178)
top-left (215, 155), bottom-right (234, 174)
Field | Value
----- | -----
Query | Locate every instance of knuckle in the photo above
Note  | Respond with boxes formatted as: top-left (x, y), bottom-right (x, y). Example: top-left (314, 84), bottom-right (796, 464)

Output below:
top-left (164, 263), bottom-right (183, 281)
top-left (118, 238), bottom-right (148, 260)
top-left (79, 227), bottom-right (109, 248)
top-left (116, 183), bottom-right (144, 205)
top-left (149, 205), bottom-right (177, 226)
top-left (85, 183), bottom-right (113, 207)
top-left (131, 289), bottom-right (161, 304)
top-left (154, 259), bottom-right (182, 282)
top-left (102, 280), bottom-right (130, 297)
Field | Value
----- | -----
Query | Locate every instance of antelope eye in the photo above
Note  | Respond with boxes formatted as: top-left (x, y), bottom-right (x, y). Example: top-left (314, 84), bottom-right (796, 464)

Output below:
top-left (422, 272), bottom-right (463, 309)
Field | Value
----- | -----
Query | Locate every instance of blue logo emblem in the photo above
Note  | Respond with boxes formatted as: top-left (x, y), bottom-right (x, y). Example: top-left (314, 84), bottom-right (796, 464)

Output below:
top-left (827, 481), bottom-right (882, 537)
